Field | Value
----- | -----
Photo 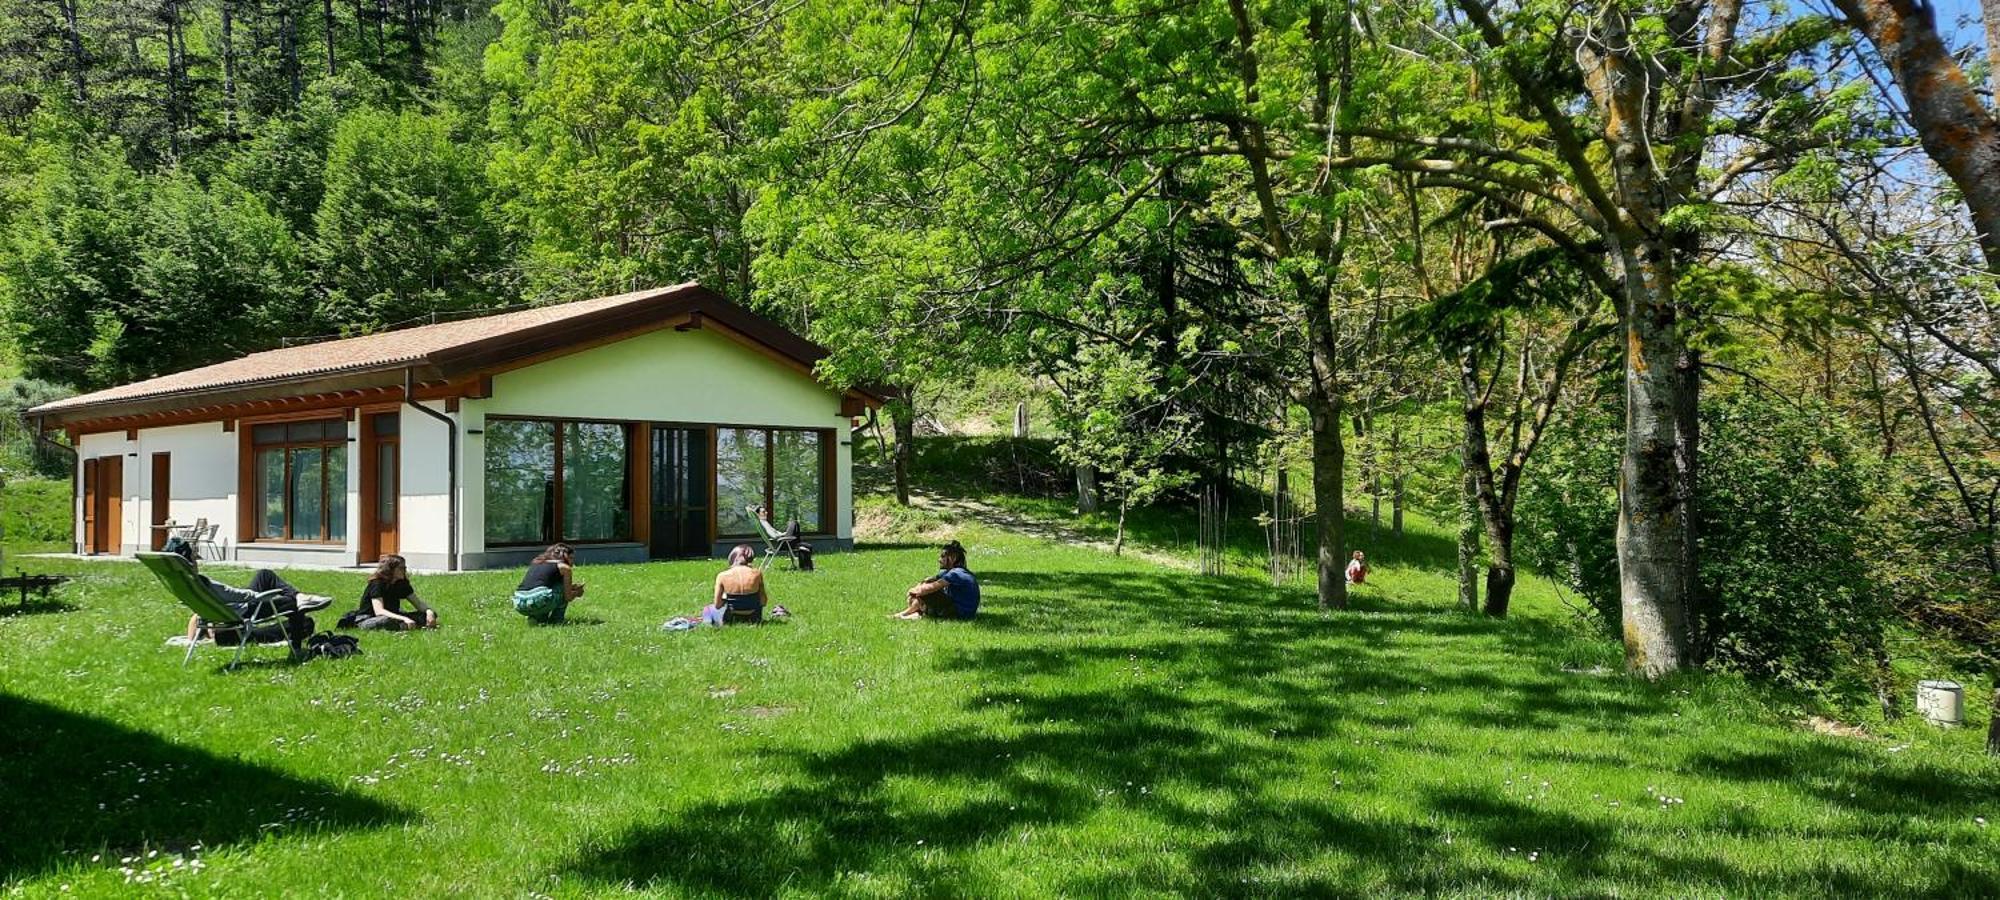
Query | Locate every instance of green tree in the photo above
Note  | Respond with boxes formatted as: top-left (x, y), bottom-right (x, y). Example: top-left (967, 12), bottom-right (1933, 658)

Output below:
top-left (313, 104), bottom-right (511, 326)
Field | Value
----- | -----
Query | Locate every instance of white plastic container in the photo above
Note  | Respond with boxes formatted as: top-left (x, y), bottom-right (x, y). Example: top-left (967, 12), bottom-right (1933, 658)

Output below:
top-left (1915, 680), bottom-right (1964, 726)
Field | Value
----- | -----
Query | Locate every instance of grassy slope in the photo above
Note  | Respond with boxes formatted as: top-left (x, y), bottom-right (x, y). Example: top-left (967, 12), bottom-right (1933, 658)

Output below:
top-left (1, 500), bottom-right (1997, 896)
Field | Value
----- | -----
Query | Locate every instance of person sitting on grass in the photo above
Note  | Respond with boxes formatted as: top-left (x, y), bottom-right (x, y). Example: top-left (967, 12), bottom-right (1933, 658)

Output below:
top-left (1345, 550), bottom-right (1368, 585)
top-left (892, 540), bottom-right (979, 621)
top-left (513, 543), bottom-right (584, 624)
top-left (351, 554), bottom-right (436, 630)
top-left (171, 538), bottom-right (332, 657)
top-left (698, 544), bottom-right (773, 626)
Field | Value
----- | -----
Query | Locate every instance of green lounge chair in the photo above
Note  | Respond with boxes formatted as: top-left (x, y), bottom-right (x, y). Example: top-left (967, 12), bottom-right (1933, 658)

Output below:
top-left (137, 552), bottom-right (293, 669)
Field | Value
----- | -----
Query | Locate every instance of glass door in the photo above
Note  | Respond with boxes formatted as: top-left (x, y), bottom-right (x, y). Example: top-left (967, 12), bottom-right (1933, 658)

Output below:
top-left (650, 427), bottom-right (711, 558)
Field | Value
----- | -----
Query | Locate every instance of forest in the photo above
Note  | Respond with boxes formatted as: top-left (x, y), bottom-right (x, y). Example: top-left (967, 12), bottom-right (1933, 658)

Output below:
top-left (1, 0), bottom-right (1997, 731)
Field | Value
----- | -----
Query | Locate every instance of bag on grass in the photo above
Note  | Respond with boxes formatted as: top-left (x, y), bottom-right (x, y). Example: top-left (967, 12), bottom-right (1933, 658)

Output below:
top-left (305, 633), bottom-right (362, 660)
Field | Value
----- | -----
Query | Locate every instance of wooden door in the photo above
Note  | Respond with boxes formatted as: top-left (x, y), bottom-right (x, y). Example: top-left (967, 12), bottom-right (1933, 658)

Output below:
top-left (100, 456), bottom-right (123, 554)
top-left (360, 412), bottom-right (400, 562)
top-left (150, 453), bottom-right (171, 550)
top-left (81, 457), bottom-right (98, 554)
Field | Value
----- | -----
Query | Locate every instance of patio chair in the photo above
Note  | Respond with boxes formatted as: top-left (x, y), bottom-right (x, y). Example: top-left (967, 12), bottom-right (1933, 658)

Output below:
top-left (749, 507), bottom-right (802, 571)
top-left (192, 521), bottom-right (223, 561)
top-left (137, 552), bottom-right (294, 670)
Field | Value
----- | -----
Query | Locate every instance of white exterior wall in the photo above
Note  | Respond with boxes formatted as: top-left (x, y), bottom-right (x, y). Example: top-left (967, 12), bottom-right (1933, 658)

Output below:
top-left (73, 422), bottom-right (236, 556)
top-left (397, 402), bottom-right (459, 565)
top-left (139, 423), bottom-right (240, 553)
top-left (460, 325), bottom-right (855, 564)
top-left (65, 324), bottom-right (856, 569)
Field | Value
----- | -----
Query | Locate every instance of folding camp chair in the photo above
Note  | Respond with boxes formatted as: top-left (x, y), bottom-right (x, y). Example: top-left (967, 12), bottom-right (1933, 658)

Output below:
top-left (137, 552), bottom-right (294, 670)
top-left (749, 507), bottom-right (801, 571)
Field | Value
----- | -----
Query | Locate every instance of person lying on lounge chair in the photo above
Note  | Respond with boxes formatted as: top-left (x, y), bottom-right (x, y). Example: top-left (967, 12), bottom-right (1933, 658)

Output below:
top-left (170, 538), bottom-right (331, 655)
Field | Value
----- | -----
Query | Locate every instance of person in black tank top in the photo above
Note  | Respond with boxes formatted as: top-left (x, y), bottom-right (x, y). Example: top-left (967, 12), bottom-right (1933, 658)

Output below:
top-left (512, 544), bottom-right (584, 624)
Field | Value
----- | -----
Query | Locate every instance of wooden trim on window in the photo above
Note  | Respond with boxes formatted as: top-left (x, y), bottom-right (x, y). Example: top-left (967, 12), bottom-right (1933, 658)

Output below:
top-left (631, 423), bottom-right (652, 549)
top-left (240, 409), bottom-right (354, 427)
top-left (716, 428), bottom-right (724, 544)
top-left (822, 427), bottom-right (837, 536)
top-left (237, 424), bottom-right (255, 543)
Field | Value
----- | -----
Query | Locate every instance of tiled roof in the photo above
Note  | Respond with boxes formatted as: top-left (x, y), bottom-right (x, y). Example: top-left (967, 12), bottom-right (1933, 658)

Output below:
top-left (29, 283), bottom-right (749, 416)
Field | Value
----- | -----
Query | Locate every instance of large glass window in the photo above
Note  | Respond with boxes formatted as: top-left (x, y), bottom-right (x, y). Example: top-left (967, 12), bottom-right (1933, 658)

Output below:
top-left (716, 428), bottom-right (767, 536)
top-left (484, 418), bottom-right (630, 545)
top-left (250, 419), bottom-right (348, 542)
top-left (563, 423), bottom-right (629, 541)
top-left (715, 427), bottom-right (828, 536)
top-left (772, 430), bottom-right (824, 534)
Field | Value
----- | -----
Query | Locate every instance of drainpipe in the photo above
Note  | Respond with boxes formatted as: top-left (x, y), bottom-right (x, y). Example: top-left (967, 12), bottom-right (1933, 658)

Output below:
top-left (404, 370), bottom-right (459, 572)
top-left (30, 415), bottom-right (81, 554)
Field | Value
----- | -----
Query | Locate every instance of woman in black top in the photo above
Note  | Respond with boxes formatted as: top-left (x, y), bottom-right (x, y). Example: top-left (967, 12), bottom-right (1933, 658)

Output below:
top-left (512, 543), bottom-right (583, 623)
top-left (355, 555), bottom-right (436, 630)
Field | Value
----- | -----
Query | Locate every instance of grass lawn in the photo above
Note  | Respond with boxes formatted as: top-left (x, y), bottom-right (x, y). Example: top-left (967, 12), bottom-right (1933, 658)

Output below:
top-left (2, 504), bottom-right (1997, 897)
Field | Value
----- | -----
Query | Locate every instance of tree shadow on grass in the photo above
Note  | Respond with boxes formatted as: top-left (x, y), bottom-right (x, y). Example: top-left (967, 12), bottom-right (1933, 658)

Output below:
top-left (558, 566), bottom-right (1999, 896)
top-left (0, 693), bottom-right (413, 883)
top-left (0, 598), bottom-right (79, 617)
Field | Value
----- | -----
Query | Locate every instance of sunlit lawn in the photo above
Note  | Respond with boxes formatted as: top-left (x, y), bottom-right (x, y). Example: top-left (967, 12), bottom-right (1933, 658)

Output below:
top-left (2, 505), bottom-right (1996, 897)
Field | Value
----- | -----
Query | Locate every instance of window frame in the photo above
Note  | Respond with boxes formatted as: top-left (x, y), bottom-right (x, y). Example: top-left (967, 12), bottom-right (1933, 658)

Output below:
top-left (712, 425), bottom-right (834, 539)
top-left (246, 417), bottom-right (349, 544)
top-left (484, 416), bottom-right (635, 547)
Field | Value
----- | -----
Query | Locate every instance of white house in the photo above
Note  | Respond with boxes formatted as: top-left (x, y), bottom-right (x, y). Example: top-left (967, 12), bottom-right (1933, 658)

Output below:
top-left (27, 284), bottom-right (883, 570)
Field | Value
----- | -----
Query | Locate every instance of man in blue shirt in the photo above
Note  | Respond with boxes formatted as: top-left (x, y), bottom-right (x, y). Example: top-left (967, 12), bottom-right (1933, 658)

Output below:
top-left (893, 541), bottom-right (979, 620)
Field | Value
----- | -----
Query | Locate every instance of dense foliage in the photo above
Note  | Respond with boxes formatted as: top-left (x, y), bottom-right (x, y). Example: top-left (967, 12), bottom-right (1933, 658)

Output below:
top-left (1, 0), bottom-right (1996, 710)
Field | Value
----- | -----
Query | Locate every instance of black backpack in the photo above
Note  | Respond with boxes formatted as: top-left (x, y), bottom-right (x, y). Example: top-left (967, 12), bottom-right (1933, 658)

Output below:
top-left (304, 633), bottom-right (362, 660)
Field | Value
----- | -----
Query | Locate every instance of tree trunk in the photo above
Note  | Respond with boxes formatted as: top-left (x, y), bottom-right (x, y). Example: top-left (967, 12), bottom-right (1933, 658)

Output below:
top-left (1677, 338), bottom-right (1705, 658)
top-left (1985, 0), bottom-right (2000, 105)
top-left (1482, 524), bottom-right (1516, 618)
top-left (1076, 464), bottom-right (1099, 513)
top-left (1113, 496), bottom-right (1129, 556)
top-left (221, 0), bottom-right (238, 139)
top-left (282, 2), bottom-right (302, 103)
top-left (1308, 390), bottom-right (1347, 611)
top-left (1836, 0), bottom-right (2000, 272)
top-left (1988, 680), bottom-right (1999, 755)
top-left (1389, 415), bottom-right (1404, 536)
top-left (888, 399), bottom-right (914, 506)
top-left (57, 0), bottom-right (86, 103)
top-left (1615, 239), bottom-right (1695, 676)
top-left (1458, 460), bottom-right (1481, 613)
top-left (324, 0), bottom-right (338, 75)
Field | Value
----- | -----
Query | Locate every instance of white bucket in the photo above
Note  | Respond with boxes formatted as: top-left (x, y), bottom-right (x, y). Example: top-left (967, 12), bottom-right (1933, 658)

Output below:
top-left (1915, 680), bottom-right (1964, 726)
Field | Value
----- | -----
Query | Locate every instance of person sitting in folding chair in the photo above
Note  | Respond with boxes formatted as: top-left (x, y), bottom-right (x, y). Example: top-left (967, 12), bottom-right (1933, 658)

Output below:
top-left (169, 538), bottom-right (332, 658)
top-left (752, 505), bottom-right (804, 570)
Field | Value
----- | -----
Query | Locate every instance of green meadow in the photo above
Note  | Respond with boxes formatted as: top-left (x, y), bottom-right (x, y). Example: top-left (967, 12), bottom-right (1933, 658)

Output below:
top-left (1, 500), bottom-right (1995, 897)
